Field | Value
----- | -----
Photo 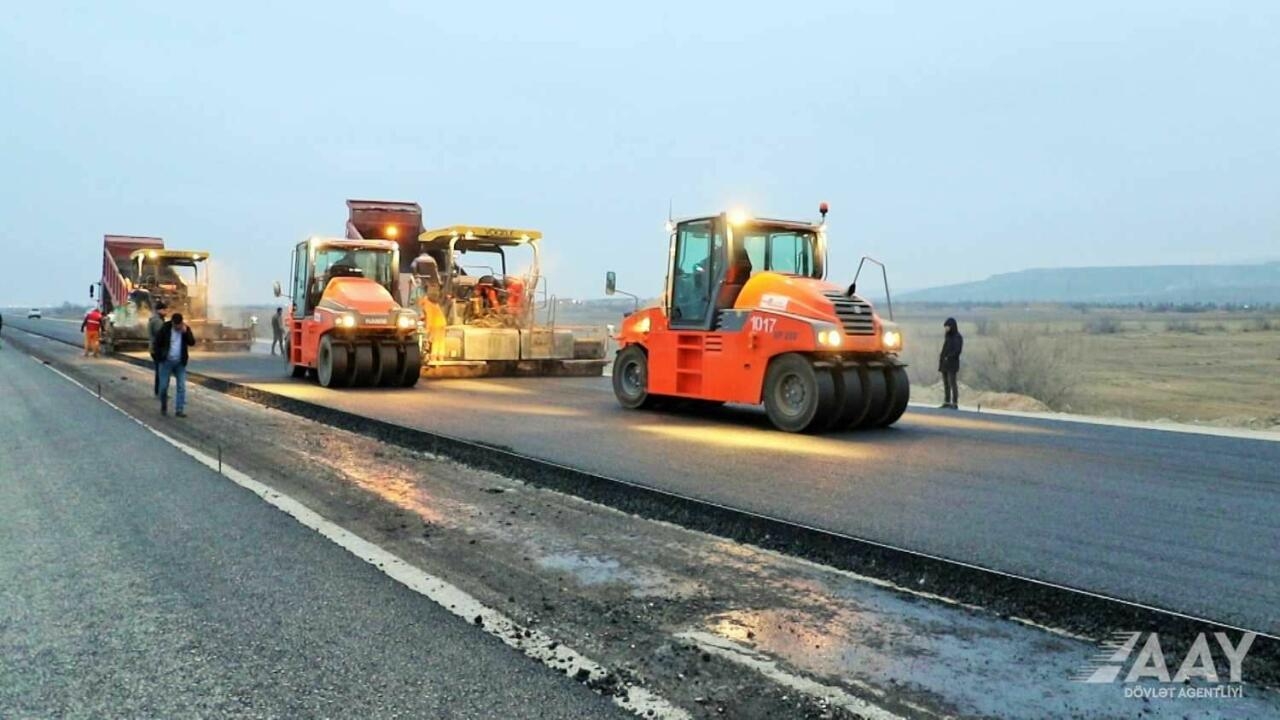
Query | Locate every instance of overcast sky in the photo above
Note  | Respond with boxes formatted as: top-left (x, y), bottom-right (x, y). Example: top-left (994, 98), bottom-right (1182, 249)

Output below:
top-left (2, 1), bottom-right (1277, 306)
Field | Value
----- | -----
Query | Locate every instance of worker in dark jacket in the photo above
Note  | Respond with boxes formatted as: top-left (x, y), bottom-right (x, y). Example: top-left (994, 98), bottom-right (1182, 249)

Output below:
top-left (147, 302), bottom-right (167, 396)
top-left (939, 317), bottom-right (963, 409)
top-left (152, 313), bottom-right (196, 417)
top-left (270, 307), bottom-right (285, 356)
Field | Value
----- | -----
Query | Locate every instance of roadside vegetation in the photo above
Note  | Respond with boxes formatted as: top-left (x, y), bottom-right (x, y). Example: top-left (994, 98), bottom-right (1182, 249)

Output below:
top-left (899, 303), bottom-right (1280, 428)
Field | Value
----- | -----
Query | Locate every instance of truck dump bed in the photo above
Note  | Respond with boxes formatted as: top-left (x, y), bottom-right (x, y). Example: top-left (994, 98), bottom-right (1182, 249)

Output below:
top-left (345, 199), bottom-right (423, 273)
top-left (101, 235), bottom-right (164, 312)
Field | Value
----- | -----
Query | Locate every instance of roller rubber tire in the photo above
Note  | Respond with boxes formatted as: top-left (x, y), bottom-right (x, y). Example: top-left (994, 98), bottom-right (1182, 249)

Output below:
top-left (609, 345), bottom-right (655, 407)
top-left (398, 342), bottom-right (422, 387)
top-left (853, 365), bottom-right (888, 430)
top-left (875, 365), bottom-right (911, 427)
top-left (317, 335), bottom-right (353, 388)
top-left (374, 342), bottom-right (400, 387)
top-left (763, 353), bottom-right (839, 433)
top-left (352, 343), bottom-right (377, 386)
top-left (612, 345), bottom-right (656, 409)
top-left (828, 366), bottom-right (867, 430)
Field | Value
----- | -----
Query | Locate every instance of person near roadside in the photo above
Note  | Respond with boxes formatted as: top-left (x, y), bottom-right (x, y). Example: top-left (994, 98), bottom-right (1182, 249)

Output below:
top-left (152, 312), bottom-right (196, 417)
top-left (939, 317), bottom-right (963, 409)
top-left (147, 302), bottom-right (168, 396)
top-left (270, 307), bottom-right (285, 356)
top-left (80, 307), bottom-right (104, 357)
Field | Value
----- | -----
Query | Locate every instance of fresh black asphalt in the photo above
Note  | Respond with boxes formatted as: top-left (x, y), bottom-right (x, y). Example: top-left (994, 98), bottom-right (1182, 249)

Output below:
top-left (12, 317), bottom-right (1279, 635)
top-left (0, 340), bottom-right (630, 719)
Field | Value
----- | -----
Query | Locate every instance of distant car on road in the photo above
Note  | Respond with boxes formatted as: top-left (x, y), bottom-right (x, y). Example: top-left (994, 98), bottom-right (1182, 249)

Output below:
top-left (27, 308), bottom-right (41, 319)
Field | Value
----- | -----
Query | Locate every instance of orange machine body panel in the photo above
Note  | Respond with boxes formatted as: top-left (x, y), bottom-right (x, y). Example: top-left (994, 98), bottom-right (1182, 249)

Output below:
top-left (616, 271), bottom-right (887, 405)
top-left (289, 278), bottom-right (407, 368)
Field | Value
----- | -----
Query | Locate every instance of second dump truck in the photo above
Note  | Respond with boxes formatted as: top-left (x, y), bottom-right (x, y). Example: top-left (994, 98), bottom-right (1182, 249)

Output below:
top-left (98, 234), bottom-right (252, 353)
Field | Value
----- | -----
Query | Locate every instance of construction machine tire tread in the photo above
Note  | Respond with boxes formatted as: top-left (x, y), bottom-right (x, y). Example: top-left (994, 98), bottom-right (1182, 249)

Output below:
top-left (829, 366), bottom-right (867, 430)
top-left (317, 335), bottom-right (353, 388)
top-left (763, 353), bottom-right (838, 433)
top-left (352, 343), bottom-right (377, 386)
top-left (374, 342), bottom-right (400, 386)
top-left (612, 345), bottom-right (657, 409)
top-left (854, 365), bottom-right (888, 430)
top-left (398, 342), bottom-right (422, 387)
top-left (876, 364), bottom-right (911, 427)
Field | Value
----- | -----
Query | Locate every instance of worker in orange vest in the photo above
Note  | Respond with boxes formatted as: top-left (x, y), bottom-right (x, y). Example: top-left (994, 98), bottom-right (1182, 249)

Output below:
top-left (81, 307), bottom-right (103, 357)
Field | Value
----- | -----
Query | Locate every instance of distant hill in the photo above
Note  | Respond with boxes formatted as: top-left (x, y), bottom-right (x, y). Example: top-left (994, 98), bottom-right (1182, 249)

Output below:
top-left (901, 262), bottom-right (1280, 305)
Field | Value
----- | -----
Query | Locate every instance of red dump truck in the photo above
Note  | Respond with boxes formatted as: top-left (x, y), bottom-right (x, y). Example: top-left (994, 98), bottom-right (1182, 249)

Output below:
top-left (98, 234), bottom-right (253, 353)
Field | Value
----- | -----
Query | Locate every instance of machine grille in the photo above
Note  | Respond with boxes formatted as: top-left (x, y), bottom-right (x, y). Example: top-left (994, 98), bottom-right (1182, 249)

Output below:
top-left (823, 292), bottom-right (877, 335)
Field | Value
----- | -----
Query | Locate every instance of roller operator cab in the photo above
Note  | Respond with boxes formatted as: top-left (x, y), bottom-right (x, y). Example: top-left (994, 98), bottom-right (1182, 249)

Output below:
top-left (609, 207), bottom-right (909, 433)
top-left (280, 237), bottom-right (422, 388)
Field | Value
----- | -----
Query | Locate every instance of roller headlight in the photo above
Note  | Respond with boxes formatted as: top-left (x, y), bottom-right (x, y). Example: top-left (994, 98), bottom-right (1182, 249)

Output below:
top-left (397, 313), bottom-right (417, 330)
top-left (337, 313), bottom-right (357, 328)
top-left (882, 326), bottom-right (903, 350)
top-left (815, 325), bottom-right (843, 348)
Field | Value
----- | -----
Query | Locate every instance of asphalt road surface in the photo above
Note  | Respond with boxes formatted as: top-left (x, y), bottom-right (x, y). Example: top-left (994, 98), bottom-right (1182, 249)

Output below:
top-left (0, 340), bottom-right (630, 718)
top-left (11, 317), bottom-right (1280, 634)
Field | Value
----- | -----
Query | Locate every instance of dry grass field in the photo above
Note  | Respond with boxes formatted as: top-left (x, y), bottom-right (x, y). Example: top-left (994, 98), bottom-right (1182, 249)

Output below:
top-left (896, 305), bottom-right (1280, 430)
top-left (564, 299), bottom-right (1280, 429)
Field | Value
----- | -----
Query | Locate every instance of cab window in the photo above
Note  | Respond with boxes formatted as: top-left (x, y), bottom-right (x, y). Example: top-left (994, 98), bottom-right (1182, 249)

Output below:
top-left (735, 228), bottom-right (816, 276)
top-left (671, 220), bottom-right (716, 326)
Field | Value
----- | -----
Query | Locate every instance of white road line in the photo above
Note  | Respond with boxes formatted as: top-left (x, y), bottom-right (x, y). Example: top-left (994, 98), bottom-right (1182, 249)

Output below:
top-left (24, 331), bottom-right (1280, 643)
top-left (906, 401), bottom-right (1280, 442)
top-left (674, 631), bottom-right (915, 720)
top-left (32, 354), bottom-right (690, 720)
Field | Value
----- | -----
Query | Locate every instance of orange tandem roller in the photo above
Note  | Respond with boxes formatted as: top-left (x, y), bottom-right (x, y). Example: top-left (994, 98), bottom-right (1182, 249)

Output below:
top-left (607, 205), bottom-right (908, 433)
top-left (276, 237), bottom-right (422, 388)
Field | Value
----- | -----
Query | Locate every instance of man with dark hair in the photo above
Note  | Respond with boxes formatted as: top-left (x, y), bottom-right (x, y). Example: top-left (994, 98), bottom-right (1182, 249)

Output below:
top-left (939, 317), bottom-right (963, 409)
top-left (152, 312), bottom-right (196, 417)
top-left (147, 302), bottom-right (168, 396)
top-left (270, 307), bottom-right (285, 356)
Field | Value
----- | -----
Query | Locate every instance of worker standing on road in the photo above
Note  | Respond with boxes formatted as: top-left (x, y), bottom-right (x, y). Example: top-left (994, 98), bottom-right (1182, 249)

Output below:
top-left (939, 317), bottom-right (963, 409)
top-left (270, 307), bottom-right (285, 356)
top-left (80, 307), bottom-right (103, 357)
top-left (148, 302), bottom-right (168, 396)
top-left (152, 312), bottom-right (196, 417)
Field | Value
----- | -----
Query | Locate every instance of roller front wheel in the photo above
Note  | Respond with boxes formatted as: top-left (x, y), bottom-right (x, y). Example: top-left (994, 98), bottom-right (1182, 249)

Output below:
top-left (613, 345), bottom-right (657, 409)
top-left (763, 353), bottom-right (838, 433)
